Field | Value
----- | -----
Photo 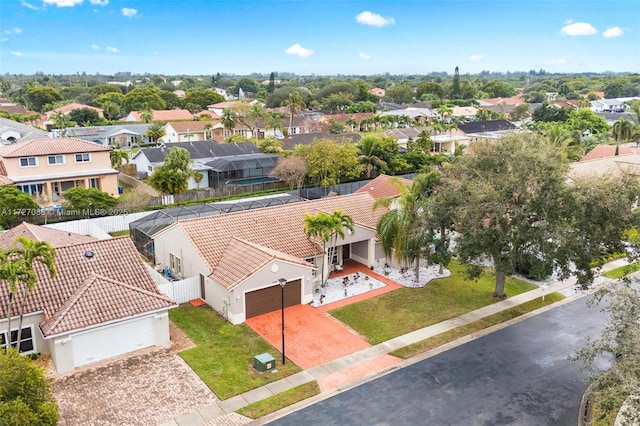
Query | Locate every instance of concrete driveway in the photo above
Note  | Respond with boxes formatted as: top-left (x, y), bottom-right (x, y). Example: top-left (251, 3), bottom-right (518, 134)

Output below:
top-left (246, 304), bottom-right (373, 370)
top-left (52, 348), bottom-right (218, 426)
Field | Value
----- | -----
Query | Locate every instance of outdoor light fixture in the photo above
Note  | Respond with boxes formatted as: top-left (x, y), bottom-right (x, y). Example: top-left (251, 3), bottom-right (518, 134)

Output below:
top-left (278, 278), bottom-right (287, 365)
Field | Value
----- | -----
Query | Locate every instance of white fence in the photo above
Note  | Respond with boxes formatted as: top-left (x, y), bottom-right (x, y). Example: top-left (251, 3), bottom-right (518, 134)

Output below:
top-left (44, 211), bottom-right (155, 235)
top-left (157, 276), bottom-right (201, 304)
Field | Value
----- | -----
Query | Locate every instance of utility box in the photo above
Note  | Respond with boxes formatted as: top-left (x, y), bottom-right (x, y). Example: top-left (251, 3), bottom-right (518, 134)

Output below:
top-left (253, 353), bottom-right (276, 372)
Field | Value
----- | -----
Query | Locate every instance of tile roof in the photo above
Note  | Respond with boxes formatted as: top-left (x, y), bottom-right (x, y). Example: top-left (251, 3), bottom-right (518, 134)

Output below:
top-left (354, 174), bottom-right (412, 199)
top-left (210, 238), bottom-right (315, 289)
top-left (0, 237), bottom-right (175, 336)
top-left (126, 109), bottom-right (193, 122)
top-left (0, 137), bottom-right (109, 157)
top-left (580, 144), bottom-right (639, 161)
top-left (0, 222), bottom-right (96, 249)
top-left (166, 121), bottom-right (222, 132)
top-left (568, 154), bottom-right (640, 181)
top-left (46, 103), bottom-right (103, 115)
top-left (168, 192), bottom-right (384, 278)
top-left (40, 273), bottom-right (174, 336)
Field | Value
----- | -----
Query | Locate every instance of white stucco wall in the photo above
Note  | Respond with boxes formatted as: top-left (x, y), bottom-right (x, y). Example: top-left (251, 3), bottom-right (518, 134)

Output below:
top-left (153, 225), bottom-right (209, 279)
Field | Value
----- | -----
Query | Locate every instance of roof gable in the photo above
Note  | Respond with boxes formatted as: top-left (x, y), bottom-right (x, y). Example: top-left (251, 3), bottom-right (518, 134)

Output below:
top-left (354, 174), bottom-right (412, 199)
top-left (0, 222), bottom-right (96, 249)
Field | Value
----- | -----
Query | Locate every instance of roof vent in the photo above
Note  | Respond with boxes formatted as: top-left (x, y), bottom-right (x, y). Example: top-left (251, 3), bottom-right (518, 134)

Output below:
top-left (84, 250), bottom-right (94, 259)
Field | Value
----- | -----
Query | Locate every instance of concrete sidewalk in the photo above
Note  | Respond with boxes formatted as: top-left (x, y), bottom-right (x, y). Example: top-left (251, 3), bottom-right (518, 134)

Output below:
top-left (160, 259), bottom-right (628, 426)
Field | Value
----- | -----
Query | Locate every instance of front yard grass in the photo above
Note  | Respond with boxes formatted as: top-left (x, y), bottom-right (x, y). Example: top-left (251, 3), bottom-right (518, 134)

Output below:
top-left (391, 293), bottom-right (564, 359)
top-left (169, 304), bottom-right (301, 400)
top-left (603, 261), bottom-right (640, 279)
top-left (236, 382), bottom-right (320, 419)
top-left (330, 260), bottom-right (537, 345)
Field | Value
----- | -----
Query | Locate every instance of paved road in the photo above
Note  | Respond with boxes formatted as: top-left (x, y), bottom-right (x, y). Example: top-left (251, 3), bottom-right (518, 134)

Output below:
top-left (269, 296), bottom-right (610, 426)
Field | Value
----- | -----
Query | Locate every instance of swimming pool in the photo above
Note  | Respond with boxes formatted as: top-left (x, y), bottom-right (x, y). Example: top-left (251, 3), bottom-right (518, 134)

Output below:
top-left (225, 176), bottom-right (281, 186)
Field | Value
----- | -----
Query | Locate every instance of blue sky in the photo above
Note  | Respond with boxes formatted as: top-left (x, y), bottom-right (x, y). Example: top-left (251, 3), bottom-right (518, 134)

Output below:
top-left (1, 0), bottom-right (639, 76)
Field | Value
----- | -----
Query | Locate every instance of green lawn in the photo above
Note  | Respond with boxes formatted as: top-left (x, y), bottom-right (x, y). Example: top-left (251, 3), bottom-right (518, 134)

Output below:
top-left (236, 382), bottom-right (320, 419)
top-left (391, 293), bottom-right (564, 359)
top-left (169, 304), bottom-right (301, 400)
top-left (603, 261), bottom-right (640, 279)
top-left (330, 261), bottom-right (537, 344)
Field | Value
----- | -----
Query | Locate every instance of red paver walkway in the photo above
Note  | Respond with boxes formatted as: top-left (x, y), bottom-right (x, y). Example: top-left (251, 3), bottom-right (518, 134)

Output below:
top-left (246, 304), bottom-right (370, 370)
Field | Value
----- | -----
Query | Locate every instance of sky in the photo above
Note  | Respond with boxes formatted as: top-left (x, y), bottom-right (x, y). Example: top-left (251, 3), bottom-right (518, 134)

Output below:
top-left (1, 0), bottom-right (639, 76)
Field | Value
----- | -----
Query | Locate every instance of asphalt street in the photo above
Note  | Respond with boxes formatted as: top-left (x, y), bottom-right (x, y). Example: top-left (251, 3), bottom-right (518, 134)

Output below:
top-left (268, 295), bottom-right (611, 426)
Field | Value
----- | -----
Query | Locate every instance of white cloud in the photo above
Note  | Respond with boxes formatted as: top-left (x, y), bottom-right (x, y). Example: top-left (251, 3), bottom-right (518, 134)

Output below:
top-left (469, 54), bottom-right (484, 61)
top-left (106, 46), bottom-right (119, 53)
top-left (1, 38), bottom-right (8, 42)
top-left (4, 28), bottom-right (23, 35)
top-left (356, 11), bottom-right (395, 27)
top-left (91, 43), bottom-right (100, 50)
top-left (359, 52), bottom-right (372, 60)
top-left (561, 22), bottom-right (596, 36)
top-left (285, 43), bottom-right (314, 57)
top-left (43, 0), bottom-right (83, 7)
top-left (545, 58), bottom-right (569, 65)
top-left (11, 51), bottom-right (23, 57)
top-left (89, 0), bottom-right (109, 5)
top-left (602, 26), bottom-right (624, 38)
top-left (21, 1), bottom-right (40, 10)
top-left (121, 7), bottom-right (138, 17)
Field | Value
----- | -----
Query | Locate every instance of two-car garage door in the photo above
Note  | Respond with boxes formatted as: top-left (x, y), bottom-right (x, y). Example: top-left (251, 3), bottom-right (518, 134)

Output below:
top-left (245, 279), bottom-right (301, 319)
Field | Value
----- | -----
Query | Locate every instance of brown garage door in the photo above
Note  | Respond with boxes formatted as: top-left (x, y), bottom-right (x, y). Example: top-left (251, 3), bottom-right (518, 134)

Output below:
top-left (245, 279), bottom-right (301, 319)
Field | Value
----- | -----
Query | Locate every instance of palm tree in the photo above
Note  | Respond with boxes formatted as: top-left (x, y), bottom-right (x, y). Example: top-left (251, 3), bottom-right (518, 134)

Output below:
top-left (265, 111), bottom-right (286, 138)
top-left (146, 122), bottom-right (166, 145)
top-left (303, 212), bottom-right (334, 288)
top-left (328, 210), bottom-right (354, 266)
top-left (357, 136), bottom-right (387, 178)
top-left (612, 118), bottom-right (634, 143)
top-left (281, 91), bottom-right (306, 134)
top-left (373, 173), bottom-right (439, 284)
top-left (140, 104), bottom-right (154, 124)
top-left (50, 111), bottom-right (73, 136)
top-left (203, 123), bottom-right (213, 140)
top-left (221, 108), bottom-right (237, 139)
top-left (10, 237), bottom-right (56, 346)
top-left (0, 250), bottom-right (36, 351)
top-left (345, 117), bottom-right (357, 132)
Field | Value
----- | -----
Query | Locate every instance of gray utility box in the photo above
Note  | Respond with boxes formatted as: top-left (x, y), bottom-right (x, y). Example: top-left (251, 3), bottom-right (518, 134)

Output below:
top-left (253, 353), bottom-right (276, 372)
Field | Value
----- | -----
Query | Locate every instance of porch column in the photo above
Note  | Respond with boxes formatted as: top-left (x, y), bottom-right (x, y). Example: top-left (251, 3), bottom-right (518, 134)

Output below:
top-left (44, 182), bottom-right (52, 204)
top-left (368, 238), bottom-right (376, 268)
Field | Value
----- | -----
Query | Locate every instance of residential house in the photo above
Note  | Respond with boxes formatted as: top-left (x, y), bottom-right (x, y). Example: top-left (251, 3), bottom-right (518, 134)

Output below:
top-left (206, 101), bottom-right (250, 117)
top-left (579, 144), bottom-right (640, 162)
top-left (0, 234), bottom-right (176, 374)
top-left (66, 124), bottom-right (151, 147)
top-left (381, 107), bottom-right (438, 123)
top-left (451, 106), bottom-right (478, 121)
top-left (281, 132), bottom-right (361, 151)
top-left (457, 119), bottom-right (518, 142)
top-left (0, 137), bottom-right (119, 204)
top-left (45, 103), bottom-right (104, 120)
top-left (382, 127), bottom-right (471, 153)
top-left (132, 140), bottom-right (276, 190)
top-left (590, 98), bottom-right (638, 113)
top-left (568, 153), bottom-right (640, 182)
top-left (317, 113), bottom-right (375, 131)
top-left (476, 95), bottom-right (525, 107)
top-left (162, 121), bottom-right (224, 143)
top-left (0, 98), bottom-right (37, 116)
top-left (0, 117), bottom-right (48, 144)
top-left (151, 174), bottom-right (409, 324)
top-left (369, 87), bottom-right (386, 97)
top-left (122, 109), bottom-right (194, 122)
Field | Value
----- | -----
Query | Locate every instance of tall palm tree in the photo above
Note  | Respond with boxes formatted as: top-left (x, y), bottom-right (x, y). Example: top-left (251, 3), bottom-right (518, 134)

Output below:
top-left (145, 122), bottom-right (166, 145)
top-left (357, 136), bottom-right (387, 178)
top-left (281, 91), bottom-right (306, 134)
top-left (51, 111), bottom-right (73, 136)
top-left (221, 108), bottom-right (237, 139)
top-left (612, 118), bottom-right (634, 143)
top-left (265, 111), bottom-right (286, 138)
top-left (0, 250), bottom-right (36, 351)
top-left (303, 212), bottom-right (334, 287)
top-left (328, 210), bottom-right (355, 265)
top-left (10, 237), bottom-right (56, 345)
top-left (373, 173), bottom-right (439, 283)
top-left (140, 104), bottom-right (154, 124)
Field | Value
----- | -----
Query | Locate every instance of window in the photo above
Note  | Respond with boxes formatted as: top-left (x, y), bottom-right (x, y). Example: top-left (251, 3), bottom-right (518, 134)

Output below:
top-left (148, 166), bottom-right (153, 172)
top-left (0, 326), bottom-right (35, 354)
top-left (88, 178), bottom-right (99, 188)
top-left (48, 155), bottom-right (64, 165)
top-left (169, 253), bottom-right (182, 276)
top-left (75, 153), bottom-right (91, 163)
top-left (19, 157), bottom-right (37, 167)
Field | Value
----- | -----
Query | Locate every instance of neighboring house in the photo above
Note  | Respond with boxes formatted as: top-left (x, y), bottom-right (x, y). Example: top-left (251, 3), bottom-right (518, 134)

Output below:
top-left (457, 119), bottom-right (518, 141)
top-left (0, 221), bottom-right (97, 248)
top-left (381, 107), bottom-right (438, 123)
top-left (132, 140), bottom-right (274, 190)
top-left (281, 132), bottom-right (361, 151)
top-left (0, 98), bottom-right (36, 115)
top-left (151, 175), bottom-right (408, 324)
top-left (173, 90), bottom-right (186, 98)
top-left (0, 234), bottom-right (176, 374)
top-left (206, 101), bottom-right (252, 117)
top-left (568, 153), bottom-right (640, 182)
top-left (0, 137), bottom-right (119, 204)
top-left (45, 103), bottom-right (104, 120)
top-left (451, 106), bottom-right (478, 121)
top-left (590, 98), bottom-right (638, 113)
top-left (66, 124), bottom-right (151, 147)
top-left (579, 144), bottom-right (640, 162)
top-left (123, 109), bottom-right (194, 122)
top-left (0, 117), bottom-right (48, 144)
top-left (162, 121), bottom-right (223, 143)
top-left (553, 100), bottom-right (580, 110)
top-left (382, 127), bottom-right (471, 153)
top-left (476, 95), bottom-right (525, 107)
top-left (369, 87), bottom-right (386, 97)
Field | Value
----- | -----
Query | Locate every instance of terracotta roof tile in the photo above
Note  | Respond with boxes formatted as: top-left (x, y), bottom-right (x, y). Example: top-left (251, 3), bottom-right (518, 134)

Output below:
top-left (210, 238), bottom-right (315, 289)
top-left (0, 222), bottom-right (97, 249)
top-left (126, 109), bottom-right (194, 122)
top-left (166, 121), bottom-right (222, 132)
top-left (354, 174), bottom-right (412, 199)
top-left (46, 103), bottom-right (103, 115)
top-left (569, 153), bottom-right (640, 180)
top-left (0, 237), bottom-right (175, 335)
top-left (40, 273), bottom-right (174, 336)
top-left (580, 144), bottom-right (639, 161)
top-left (0, 137), bottom-right (110, 157)
top-left (169, 192), bottom-right (383, 276)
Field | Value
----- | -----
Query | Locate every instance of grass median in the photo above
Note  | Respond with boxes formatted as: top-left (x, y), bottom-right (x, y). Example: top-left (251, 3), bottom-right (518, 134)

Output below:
top-left (236, 382), bottom-right (320, 419)
top-left (391, 293), bottom-right (564, 359)
top-left (330, 261), bottom-right (537, 345)
top-left (169, 304), bottom-right (301, 400)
